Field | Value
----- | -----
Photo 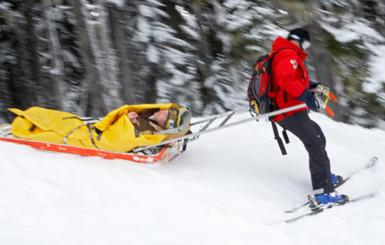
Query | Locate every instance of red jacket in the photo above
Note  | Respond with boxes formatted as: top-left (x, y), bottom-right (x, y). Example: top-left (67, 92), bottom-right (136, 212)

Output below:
top-left (271, 36), bottom-right (309, 121)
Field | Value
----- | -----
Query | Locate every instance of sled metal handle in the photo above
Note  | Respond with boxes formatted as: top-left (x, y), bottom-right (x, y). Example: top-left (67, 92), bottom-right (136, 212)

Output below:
top-left (132, 104), bottom-right (307, 153)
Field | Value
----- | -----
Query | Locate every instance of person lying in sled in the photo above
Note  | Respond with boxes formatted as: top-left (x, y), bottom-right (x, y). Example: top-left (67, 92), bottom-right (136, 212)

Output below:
top-left (8, 103), bottom-right (191, 153)
top-left (126, 106), bottom-right (188, 136)
top-left (127, 109), bottom-right (169, 135)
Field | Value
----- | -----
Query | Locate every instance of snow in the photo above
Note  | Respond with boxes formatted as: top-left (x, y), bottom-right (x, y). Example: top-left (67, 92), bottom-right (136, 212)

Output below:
top-left (105, 0), bottom-right (124, 8)
top-left (320, 19), bottom-right (385, 93)
top-left (1, 112), bottom-right (385, 245)
top-left (367, 43), bottom-right (385, 91)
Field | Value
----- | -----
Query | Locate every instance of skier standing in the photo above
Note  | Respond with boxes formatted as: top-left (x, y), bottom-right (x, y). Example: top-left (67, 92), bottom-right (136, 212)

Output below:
top-left (270, 27), bottom-right (347, 208)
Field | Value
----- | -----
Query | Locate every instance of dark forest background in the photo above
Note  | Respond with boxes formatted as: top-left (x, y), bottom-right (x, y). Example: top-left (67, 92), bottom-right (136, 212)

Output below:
top-left (1, 0), bottom-right (384, 129)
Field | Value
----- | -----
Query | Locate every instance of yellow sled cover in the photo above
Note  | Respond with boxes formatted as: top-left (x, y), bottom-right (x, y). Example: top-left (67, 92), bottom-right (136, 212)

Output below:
top-left (8, 103), bottom-right (189, 153)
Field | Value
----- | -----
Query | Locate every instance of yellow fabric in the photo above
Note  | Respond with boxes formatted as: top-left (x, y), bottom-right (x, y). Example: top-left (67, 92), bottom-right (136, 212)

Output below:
top-left (8, 103), bottom-right (182, 152)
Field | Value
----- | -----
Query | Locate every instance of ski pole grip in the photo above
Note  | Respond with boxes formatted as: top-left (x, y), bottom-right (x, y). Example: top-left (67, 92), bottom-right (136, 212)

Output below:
top-left (328, 92), bottom-right (337, 102)
top-left (325, 106), bottom-right (335, 117)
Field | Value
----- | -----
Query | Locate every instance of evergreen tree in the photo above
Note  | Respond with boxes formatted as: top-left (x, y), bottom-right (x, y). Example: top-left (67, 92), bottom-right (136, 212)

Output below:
top-left (0, 0), bottom-right (384, 128)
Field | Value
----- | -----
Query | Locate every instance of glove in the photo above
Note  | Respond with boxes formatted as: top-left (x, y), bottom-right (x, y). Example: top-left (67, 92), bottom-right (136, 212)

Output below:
top-left (311, 84), bottom-right (330, 95)
top-left (297, 88), bottom-right (320, 110)
top-left (309, 80), bottom-right (320, 89)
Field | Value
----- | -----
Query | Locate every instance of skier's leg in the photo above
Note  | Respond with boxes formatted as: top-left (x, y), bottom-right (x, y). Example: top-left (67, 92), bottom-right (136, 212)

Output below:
top-left (278, 111), bottom-right (334, 193)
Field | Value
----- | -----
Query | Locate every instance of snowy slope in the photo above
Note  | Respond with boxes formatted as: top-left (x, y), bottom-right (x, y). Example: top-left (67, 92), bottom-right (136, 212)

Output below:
top-left (1, 111), bottom-right (385, 245)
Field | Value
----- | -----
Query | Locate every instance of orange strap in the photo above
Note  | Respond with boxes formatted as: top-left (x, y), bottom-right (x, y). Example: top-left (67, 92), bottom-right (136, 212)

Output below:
top-left (325, 106), bottom-right (335, 117)
top-left (323, 92), bottom-right (338, 117)
top-left (328, 92), bottom-right (337, 102)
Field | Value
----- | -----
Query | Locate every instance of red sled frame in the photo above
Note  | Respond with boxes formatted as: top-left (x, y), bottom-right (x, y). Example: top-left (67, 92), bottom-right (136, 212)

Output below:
top-left (0, 125), bottom-right (169, 164)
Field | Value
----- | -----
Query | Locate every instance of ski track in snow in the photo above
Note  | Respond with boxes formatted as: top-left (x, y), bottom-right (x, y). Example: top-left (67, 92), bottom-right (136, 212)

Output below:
top-left (1, 112), bottom-right (385, 245)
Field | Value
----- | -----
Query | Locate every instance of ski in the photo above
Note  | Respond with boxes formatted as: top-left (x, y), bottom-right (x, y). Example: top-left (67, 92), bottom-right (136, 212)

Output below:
top-left (283, 191), bottom-right (377, 223)
top-left (285, 156), bottom-right (378, 213)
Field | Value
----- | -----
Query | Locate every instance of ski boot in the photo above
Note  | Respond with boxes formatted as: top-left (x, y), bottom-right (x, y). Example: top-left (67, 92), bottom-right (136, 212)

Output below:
top-left (331, 173), bottom-right (344, 188)
top-left (308, 191), bottom-right (348, 211)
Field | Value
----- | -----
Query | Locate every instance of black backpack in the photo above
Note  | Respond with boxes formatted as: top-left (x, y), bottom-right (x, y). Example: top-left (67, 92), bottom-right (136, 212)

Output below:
top-left (247, 49), bottom-right (287, 116)
top-left (247, 49), bottom-right (290, 155)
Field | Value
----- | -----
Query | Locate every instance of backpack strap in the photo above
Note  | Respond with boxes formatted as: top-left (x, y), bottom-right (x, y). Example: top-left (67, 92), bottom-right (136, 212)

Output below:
top-left (282, 127), bottom-right (290, 144)
top-left (269, 48), bottom-right (301, 155)
top-left (271, 121), bottom-right (287, 155)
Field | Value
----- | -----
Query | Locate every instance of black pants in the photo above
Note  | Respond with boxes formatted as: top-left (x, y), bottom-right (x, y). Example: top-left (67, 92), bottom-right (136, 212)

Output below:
top-left (278, 111), bottom-right (334, 193)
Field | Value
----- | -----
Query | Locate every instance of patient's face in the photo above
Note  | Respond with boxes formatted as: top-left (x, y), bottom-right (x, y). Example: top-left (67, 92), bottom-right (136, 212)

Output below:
top-left (153, 109), bottom-right (169, 127)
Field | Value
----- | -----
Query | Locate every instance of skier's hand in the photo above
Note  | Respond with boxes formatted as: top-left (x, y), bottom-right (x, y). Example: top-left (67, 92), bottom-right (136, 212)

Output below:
top-left (315, 95), bottom-right (325, 109)
top-left (309, 80), bottom-right (320, 89)
top-left (297, 88), bottom-right (320, 110)
top-left (310, 84), bottom-right (330, 95)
